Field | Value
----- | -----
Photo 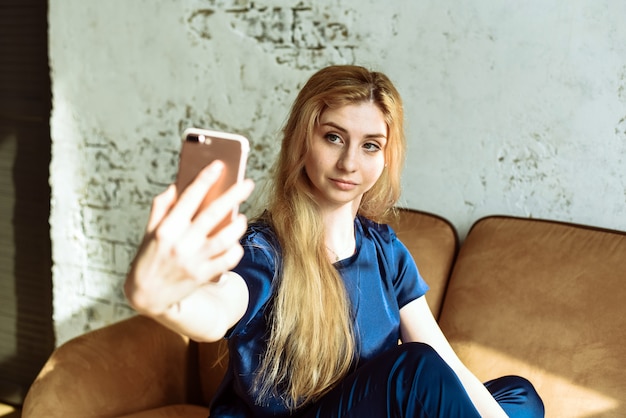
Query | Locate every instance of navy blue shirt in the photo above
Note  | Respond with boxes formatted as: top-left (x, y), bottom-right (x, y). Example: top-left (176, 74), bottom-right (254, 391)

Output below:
top-left (210, 216), bottom-right (429, 417)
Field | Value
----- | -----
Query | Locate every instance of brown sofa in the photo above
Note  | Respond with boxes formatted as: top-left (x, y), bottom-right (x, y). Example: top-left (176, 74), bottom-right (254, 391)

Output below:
top-left (22, 209), bottom-right (626, 417)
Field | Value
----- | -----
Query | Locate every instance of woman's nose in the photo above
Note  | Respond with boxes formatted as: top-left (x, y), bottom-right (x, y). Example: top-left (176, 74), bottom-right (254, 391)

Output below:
top-left (337, 147), bottom-right (358, 172)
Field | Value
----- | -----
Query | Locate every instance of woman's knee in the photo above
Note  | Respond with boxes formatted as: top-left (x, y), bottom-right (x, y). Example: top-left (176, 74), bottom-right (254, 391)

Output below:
top-left (485, 375), bottom-right (545, 418)
top-left (397, 342), bottom-right (439, 359)
top-left (393, 342), bottom-right (461, 387)
top-left (396, 342), bottom-right (448, 368)
top-left (391, 343), bottom-right (480, 417)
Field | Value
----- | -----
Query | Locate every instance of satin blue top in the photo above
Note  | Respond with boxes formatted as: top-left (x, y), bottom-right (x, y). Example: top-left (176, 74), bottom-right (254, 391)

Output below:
top-left (210, 216), bottom-right (429, 417)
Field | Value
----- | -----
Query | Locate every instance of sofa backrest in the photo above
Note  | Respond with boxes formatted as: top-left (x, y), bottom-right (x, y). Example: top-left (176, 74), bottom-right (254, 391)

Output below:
top-left (438, 216), bottom-right (626, 418)
top-left (388, 208), bottom-right (459, 318)
top-left (196, 208), bottom-right (460, 405)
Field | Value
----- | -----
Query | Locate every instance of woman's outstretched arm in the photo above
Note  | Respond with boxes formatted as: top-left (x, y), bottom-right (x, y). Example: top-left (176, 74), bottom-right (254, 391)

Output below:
top-left (124, 161), bottom-right (254, 342)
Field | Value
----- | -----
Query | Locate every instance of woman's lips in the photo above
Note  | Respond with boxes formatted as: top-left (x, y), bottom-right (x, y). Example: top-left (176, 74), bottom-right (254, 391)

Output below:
top-left (330, 178), bottom-right (358, 191)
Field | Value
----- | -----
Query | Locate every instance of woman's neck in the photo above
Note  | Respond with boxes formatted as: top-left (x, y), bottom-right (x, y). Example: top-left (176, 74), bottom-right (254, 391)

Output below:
top-left (320, 204), bottom-right (357, 262)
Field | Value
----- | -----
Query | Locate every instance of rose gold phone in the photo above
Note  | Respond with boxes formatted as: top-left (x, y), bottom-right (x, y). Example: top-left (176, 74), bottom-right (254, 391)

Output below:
top-left (175, 127), bottom-right (249, 228)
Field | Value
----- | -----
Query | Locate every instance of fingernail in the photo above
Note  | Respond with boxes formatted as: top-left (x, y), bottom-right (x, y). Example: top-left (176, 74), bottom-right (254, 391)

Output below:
top-left (244, 179), bottom-right (255, 193)
top-left (203, 160), bottom-right (224, 178)
top-left (210, 160), bottom-right (225, 171)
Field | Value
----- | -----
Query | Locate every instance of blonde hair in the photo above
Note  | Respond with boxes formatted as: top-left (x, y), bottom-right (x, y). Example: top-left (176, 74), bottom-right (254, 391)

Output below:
top-left (254, 65), bottom-right (406, 409)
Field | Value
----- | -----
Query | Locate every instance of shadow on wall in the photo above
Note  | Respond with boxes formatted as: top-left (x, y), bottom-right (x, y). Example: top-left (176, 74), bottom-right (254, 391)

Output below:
top-left (0, 117), bottom-right (55, 406)
top-left (0, 1), bottom-right (55, 406)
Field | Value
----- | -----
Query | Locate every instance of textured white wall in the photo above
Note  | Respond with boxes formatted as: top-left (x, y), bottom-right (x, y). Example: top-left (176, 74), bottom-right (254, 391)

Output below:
top-left (48, 0), bottom-right (626, 344)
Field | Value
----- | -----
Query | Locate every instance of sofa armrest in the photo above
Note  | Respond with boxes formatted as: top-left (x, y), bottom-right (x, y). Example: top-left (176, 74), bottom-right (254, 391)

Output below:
top-left (23, 315), bottom-right (193, 418)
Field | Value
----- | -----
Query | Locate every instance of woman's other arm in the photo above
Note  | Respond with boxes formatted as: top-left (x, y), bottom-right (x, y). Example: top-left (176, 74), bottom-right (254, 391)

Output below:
top-left (400, 296), bottom-right (508, 418)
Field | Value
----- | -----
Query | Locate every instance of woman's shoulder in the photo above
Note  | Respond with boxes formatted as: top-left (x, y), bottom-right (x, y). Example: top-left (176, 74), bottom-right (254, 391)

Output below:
top-left (357, 215), bottom-right (397, 243)
top-left (242, 219), bottom-right (278, 246)
top-left (237, 218), bottom-right (282, 268)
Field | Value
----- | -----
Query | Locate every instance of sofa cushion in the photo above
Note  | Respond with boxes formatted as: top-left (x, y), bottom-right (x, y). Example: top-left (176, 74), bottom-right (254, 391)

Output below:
top-left (197, 339), bottom-right (229, 407)
top-left (438, 216), bottom-right (626, 418)
top-left (118, 404), bottom-right (209, 418)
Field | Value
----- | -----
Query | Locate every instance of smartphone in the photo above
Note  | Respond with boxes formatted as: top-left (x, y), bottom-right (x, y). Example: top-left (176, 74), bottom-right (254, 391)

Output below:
top-left (175, 127), bottom-right (249, 228)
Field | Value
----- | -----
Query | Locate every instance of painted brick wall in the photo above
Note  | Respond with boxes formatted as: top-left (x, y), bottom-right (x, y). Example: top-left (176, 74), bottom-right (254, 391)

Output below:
top-left (49, 0), bottom-right (626, 345)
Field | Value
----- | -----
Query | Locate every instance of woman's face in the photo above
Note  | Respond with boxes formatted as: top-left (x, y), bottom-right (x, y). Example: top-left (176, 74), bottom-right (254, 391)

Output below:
top-left (304, 101), bottom-right (388, 212)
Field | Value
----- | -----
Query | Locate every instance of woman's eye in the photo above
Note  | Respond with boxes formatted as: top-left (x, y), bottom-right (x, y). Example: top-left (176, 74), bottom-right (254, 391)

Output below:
top-left (325, 133), bottom-right (342, 144)
top-left (363, 142), bottom-right (382, 152)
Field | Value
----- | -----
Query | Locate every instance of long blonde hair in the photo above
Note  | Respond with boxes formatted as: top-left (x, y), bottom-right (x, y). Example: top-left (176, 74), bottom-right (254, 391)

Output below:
top-left (254, 65), bottom-right (406, 409)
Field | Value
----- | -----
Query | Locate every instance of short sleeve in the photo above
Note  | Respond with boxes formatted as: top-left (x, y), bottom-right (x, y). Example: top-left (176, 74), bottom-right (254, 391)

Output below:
top-left (389, 230), bottom-right (429, 309)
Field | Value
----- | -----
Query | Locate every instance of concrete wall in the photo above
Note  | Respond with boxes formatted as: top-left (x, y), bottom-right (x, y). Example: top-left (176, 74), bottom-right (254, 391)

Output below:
top-left (48, 0), bottom-right (626, 344)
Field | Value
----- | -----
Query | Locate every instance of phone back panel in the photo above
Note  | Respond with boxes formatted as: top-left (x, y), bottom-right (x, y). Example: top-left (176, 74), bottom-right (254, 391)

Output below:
top-left (175, 129), bottom-right (249, 221)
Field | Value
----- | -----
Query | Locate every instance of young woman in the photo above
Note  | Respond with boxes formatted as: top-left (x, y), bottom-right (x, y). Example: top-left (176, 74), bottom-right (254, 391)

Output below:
top-left (125, 65), bottom-right (544, 418)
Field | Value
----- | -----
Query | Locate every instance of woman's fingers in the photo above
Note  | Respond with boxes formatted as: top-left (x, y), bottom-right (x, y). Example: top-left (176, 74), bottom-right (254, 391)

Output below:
top-left (165, 213), bottom-right (248, 285)
top-left (157, 161), bottom-right (225, 241)
top-left (196, 242), bottom-right (245, 284)
top-left (200, 213), bottom-right (248, 258)
top-left (193, 178), bottom-right (254, 233)
top-left (128, 164), bottom-right (254, 312)
top-left (146, 185), bottom-right (177, 233)
top-left (171, 179), bottom-right (253, 269)
top-left (159, 176), bottom-right (253, 271)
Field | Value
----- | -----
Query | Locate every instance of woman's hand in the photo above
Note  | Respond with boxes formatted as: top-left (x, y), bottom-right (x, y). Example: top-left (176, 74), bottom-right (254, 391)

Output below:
top-left (124, 161), bottom-right (254, 316)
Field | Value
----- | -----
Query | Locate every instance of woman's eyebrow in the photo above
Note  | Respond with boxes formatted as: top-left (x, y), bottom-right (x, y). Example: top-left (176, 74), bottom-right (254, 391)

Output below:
top-left (320, 121), bottom-right (348, 133)
top-left (320, 121), bottom-right (387, 140)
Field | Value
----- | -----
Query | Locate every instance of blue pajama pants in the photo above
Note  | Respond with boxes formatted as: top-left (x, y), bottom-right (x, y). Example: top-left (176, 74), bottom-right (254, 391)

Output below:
top-left (301, 343), bottom-right (544, 418)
